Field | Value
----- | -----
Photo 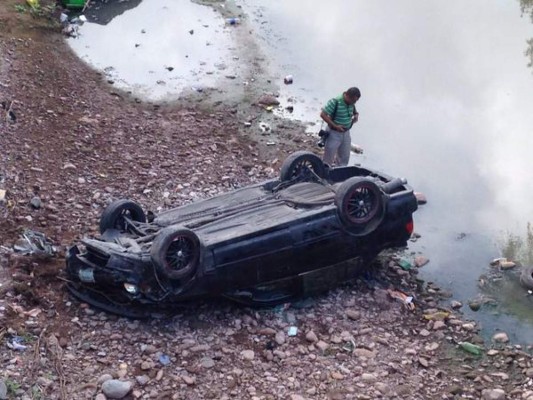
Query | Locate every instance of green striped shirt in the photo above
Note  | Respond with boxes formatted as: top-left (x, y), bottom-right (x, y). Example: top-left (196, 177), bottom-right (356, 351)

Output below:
top-left (323, 95), bottom-right (356, 129)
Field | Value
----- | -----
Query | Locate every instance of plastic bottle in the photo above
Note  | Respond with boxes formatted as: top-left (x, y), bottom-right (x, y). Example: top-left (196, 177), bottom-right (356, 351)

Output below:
top-left (458, 341), bottom-right (483, 355)
top-left (226, 17), bottom-right (241, 25)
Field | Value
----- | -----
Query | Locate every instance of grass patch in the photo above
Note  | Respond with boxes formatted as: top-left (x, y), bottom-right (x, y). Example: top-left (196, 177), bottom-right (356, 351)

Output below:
top-left (500, 222), bottom-right (533, 265)
top-left (5, 378), bottom-right (21, 395)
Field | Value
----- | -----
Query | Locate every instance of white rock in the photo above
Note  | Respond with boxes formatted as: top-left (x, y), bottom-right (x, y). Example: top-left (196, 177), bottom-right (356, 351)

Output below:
top-left (433, 320), bottom-right (446, 330)
top-left (0, 380), bottom-right (7, 400)
top-left (98, 374), bottom-right (114, 385)
top-left (290, 395), bottom-right (307, 400)
top-left (481, 388), bottom-right (505, 400)
top-left (63, 162), bottom-right (77, 170)
top-left (182, 375), bottom-right (195, 385)
top-left (200, 357), bottom-right (215, 368)
top-left (275, 331), bottom-right (286, 345)
top-left (135, 375), bottom-right (150, 386)
top-left (241, 350), bottom-right (255, 360)
top-left (354, 348), bottom-right (375, 358)
top-left (101, 380), bottom-right (132, 399)
top-left (375, 382), bottom-right (390, 394)
top-left (361, 373), bottom-right (377, 383)
top-left (346, 310), bottom-right (360, 320)
top-left (414, 256), bottom-right (429, 267)
top-left (492, 332), bottom-right (509, 343)
top-left (462, 323), bottom-right (476, 331)
top-left (450, 300), bottom-right (463, 309)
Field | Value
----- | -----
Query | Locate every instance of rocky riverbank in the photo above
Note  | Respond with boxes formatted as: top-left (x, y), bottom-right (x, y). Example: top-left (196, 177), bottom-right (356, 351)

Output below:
top-left (1, 1), bottom-right (533, 399)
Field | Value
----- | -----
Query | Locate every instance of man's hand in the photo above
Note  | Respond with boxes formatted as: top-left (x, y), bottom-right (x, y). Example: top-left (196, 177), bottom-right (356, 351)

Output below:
top-left (334, 124), bottom-right (346, 132)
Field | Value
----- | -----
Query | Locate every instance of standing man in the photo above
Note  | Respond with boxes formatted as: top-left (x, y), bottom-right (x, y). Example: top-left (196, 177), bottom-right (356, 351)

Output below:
top-left (320, 87), bottom-right (360, 166)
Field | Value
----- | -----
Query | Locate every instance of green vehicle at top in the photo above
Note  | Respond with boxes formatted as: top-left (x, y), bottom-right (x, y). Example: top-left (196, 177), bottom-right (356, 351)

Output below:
top-left (62, 0), bottom-right (86, 9)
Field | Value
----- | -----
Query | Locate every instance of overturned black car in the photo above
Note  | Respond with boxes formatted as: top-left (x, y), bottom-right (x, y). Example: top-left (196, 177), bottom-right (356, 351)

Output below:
top-left (66, 151), bottom-right (418, 317)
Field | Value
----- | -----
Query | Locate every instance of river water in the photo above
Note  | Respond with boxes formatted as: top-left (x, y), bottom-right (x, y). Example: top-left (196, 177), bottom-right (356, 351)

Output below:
top-left (68, 0), bottom-right (533, 343)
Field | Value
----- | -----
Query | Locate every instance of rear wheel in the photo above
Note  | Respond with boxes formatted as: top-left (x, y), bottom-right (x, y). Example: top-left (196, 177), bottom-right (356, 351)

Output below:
top-left (335, 177), bottom-right (385, 235)
top-left (280, 151), bottom-right (326, 182)
top-left (99, 199), bottom-right (146, 234)
top-left (151, 226), bottom-right (201, 280)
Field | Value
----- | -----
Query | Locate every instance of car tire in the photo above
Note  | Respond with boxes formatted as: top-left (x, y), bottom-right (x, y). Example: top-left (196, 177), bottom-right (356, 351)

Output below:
top-left (280, 151), bottom-right (326, 182)
top-left (520, 266), bottom-right (533, 290)
top-left (151, 226), bottom-right (201, 281)
top-left (99, 199), bottom-right (147, 234)
top-left (335, 177), bottom-right (385, 235)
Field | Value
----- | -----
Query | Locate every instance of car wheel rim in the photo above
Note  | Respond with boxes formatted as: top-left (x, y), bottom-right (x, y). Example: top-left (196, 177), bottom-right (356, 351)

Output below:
top-left (292, 159), bottom-right (315, 179)
top-left (345, 185), bottom-right (379, 223)
top-left (115, 210), bottom-right (133, 230)
top-left (166, 236), bottom-right (195, 271)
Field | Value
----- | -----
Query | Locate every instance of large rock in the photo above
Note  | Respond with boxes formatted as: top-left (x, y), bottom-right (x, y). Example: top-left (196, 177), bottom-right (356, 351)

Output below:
top-left (0, 379), bottom-right (7, 400)
top-left (305, 330), bottom-right (318, 343)
top-left (492, 332), bottom-right (509, 343)
top-left (258, 94), bottom-right (280, 106)
top-left (241, 350), bottom-right (255, 361)
top-left (101, 380), bottom-right (132, 399)
top-left (482, 388), bottom-right (505, 400)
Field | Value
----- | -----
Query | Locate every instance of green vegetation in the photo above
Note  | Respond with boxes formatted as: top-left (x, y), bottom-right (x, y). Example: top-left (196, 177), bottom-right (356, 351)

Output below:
top-left (500, 223), bottom-right (533, 266)
top-left (527, 38), bottom-right (533, 69)
top-left (521, 0), bottom-right (533, 71)
top-left (478, 223), bottom-right (533, 323)
top-left (13, 1), bottom-right (57, 21)
top-left (521, 0), bottom-right (533, 20)
top-left (5, 378), bottom-right (21, 395)
top-left (31, 385), bottom-right (43, 400)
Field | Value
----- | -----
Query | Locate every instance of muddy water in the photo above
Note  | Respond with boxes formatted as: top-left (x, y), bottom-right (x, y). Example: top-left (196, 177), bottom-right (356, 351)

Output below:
top-left (238, 0), bottom-right (533, 344)
top-left (68, 0), bottom-right (241, 100)
top-left (68, 1), bottom-right (533, 342)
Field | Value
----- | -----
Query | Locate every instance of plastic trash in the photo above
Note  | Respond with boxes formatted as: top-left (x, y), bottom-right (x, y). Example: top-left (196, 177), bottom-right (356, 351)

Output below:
top-left (284, 75), bottom-right (293, 84)
top-left (26, 0), bottom-right (39, 8)
top-left (350, 143), bottom-right (363, 154)
top-left (458, 341), bottom-right (483, 355)
top-left (159, 354), bottom-right (171, 366)
top-left (287, 326), bottom-right (298, 336)
top-left (490, 257), bottom-right (516, 270)
top-left (387, 289), bottom-right (415, 310)
top-left (226, 17), bottom-right (241, 25)
top-left (2, 100), bottom-right (16, 124)
top-left (423, 311), bottom-right (450, 321)
top-left (7, 336), bottom-right (27, 351)
top-left (13, 230), bottom-right (56, 257)
top-left (398, 259), bottom-right (412, 270)
top-left (490, 257), bottom-right (506, 266)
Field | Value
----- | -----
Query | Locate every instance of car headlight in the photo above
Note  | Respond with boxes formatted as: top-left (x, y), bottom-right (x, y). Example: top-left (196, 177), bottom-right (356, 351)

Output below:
top-left (124, 283), bottom-right (139, 294)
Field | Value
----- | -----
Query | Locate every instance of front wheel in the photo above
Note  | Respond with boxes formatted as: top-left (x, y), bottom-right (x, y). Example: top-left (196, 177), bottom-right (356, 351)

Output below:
top-left (99, 199), bottom-right (146, 234)
top-left (335, 177), bottom-right (385, 235)
top-left (151, 226), bottom-right (201, 281)
top-left (279, 151), bottom-right (326, 182)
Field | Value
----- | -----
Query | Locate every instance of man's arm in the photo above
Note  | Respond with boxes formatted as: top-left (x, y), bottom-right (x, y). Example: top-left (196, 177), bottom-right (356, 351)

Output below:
top-left (352, 106), bottom-right (359, 124)
top-left (320, 110), bottom-right (345, 132)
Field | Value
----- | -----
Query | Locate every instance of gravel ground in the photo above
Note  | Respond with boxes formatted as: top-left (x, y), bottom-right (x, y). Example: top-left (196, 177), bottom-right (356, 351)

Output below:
top-left (2, 2), bottom-right (533, 400)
